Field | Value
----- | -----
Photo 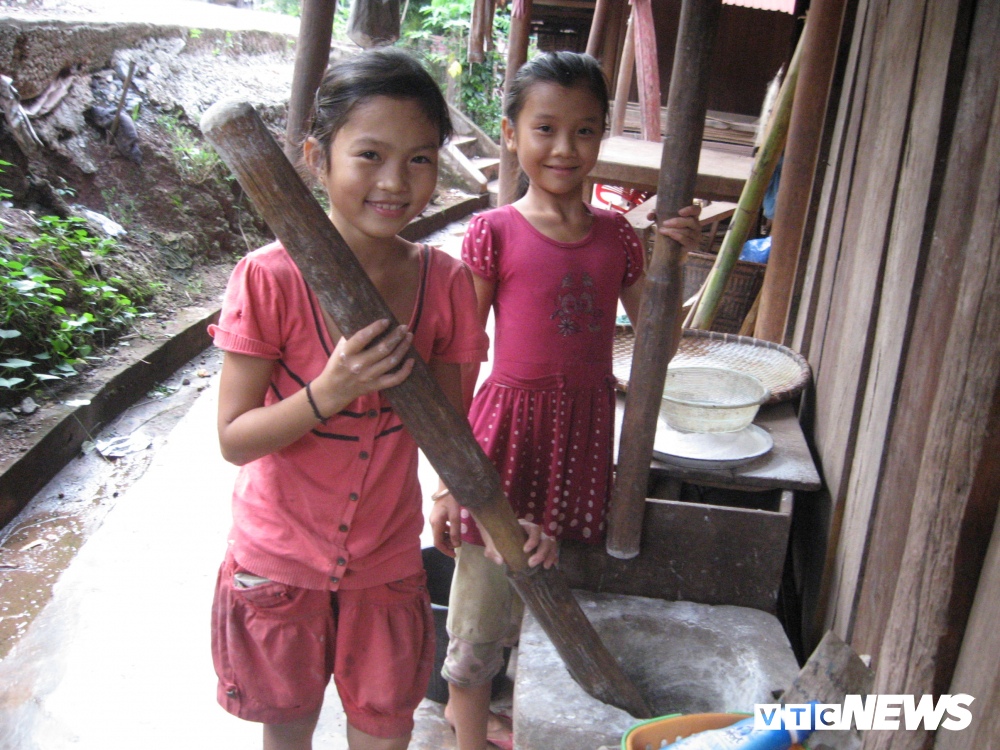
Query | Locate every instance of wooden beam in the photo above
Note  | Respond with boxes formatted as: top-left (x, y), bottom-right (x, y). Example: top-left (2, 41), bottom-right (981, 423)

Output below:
top-left (755, 0), bottom-right (847, 343)
top-left (283, 0), bottom-right (336, 166)
top-left (201, 100), bottom-right (652, 719)
top-left (631, 0), bottom-right (660, 141)
top-left (606, 0), bottom-right (722, 560)
top-left (585, 0), bottom-right (612, 59)
top-left (609, 8), bottom-right (635, 138)
top-left (498, 0), bottom-right (533, 207)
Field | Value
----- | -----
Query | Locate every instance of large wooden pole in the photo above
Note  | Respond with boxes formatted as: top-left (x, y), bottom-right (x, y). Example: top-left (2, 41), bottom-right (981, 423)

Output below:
top-left (609, 8), bottom-right (636, 138)
top-left (754, 0), bottom-right (847, 343)
top-left (585, 0), bottom-right (612, 59)
top-left (497, 0), bottom-right (533, 207)
top-left (283, 0), bottom-right (336, 166)
top-left (606, 0), bottom-right (722, 560)
top-left (201, 100), bottom-right (652, 719)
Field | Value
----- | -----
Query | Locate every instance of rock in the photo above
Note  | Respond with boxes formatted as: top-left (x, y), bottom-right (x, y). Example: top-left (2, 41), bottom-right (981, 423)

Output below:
top-left (513, 591), bottom-right (800, 750)
top-left (19, 397), bottom-right (39, 415)
top-left (0, 411), bottom-right (17, 426)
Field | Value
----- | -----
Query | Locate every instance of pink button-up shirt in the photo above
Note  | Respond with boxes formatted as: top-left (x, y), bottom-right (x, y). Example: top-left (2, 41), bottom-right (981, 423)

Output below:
top-left (210, 242), bottom-right (487, 591)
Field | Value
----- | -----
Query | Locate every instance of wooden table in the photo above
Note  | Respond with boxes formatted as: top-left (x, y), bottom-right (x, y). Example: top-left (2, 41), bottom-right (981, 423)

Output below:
top-left (591, 135), bottom-right (754, 202)
top-left (558, 399), bottom-right (820, 613)
top-left (616, 399), bottom-right (822, 493)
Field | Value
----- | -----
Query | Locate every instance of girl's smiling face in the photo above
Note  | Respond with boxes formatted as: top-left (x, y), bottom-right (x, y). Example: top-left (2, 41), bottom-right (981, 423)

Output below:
top-left (502, 81), bottom-right (605, 198)
top-left (307, 96), bottom-right (440, 249)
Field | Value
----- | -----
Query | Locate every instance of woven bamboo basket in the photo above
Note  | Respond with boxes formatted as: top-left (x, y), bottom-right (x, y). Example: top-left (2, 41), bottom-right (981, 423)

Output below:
top-left (683, 251), bottom-right (766, 335)
top-left (613, 328), bottom-right (811, 404)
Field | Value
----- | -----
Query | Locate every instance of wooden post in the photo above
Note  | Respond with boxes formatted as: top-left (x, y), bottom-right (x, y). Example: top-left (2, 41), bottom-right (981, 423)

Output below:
top-left (610, 8), bottom-right (636, 138)
top-left (600, 0), bottom-right (627, 87)
top-left (283, 0), bottom-right (336, 166)
top-left (754, 0), bottom-right (847, 343)
top-left (632, 0), bottom-right (661, 141)
top-left (201, 100), bottom-right (652, 720)
top-left (585, 0), bottom-right (612, 59)
top-left (497, 0), bottom-right (533, 207)
top-left (606, 0), bottom-right (722, 560)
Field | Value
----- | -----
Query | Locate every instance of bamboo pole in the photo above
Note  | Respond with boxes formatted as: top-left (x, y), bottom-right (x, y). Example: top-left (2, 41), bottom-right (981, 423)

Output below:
top-left (755, 0), bottom-right (847, 343)
top-left (606, 0), bottom-right (722, 560)
top-left (497, 0), bottom-right (533, 207)
top-left (610, 9), bottom-right (636, 138)
top-left (201, 100), bottom-right (652, 719)
top-left (284, 0), bottom-right (337, 166)
top-left (689, 28), bottom-right (804, 331)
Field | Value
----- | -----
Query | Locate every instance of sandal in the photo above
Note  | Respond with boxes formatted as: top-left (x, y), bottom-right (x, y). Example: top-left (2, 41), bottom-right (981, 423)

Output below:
top-left (486, 711), bottom-right (514, 750)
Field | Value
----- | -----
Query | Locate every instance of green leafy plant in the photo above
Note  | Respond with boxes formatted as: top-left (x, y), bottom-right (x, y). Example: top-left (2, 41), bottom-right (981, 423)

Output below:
top-left (0, 159), bottom-right (13, 204)
top-left (405, 0), bottom-right (509, 141)
top-left (156, 112), bottom-right (223, 183)
top-left (0, 217), bottom-right (151, 395)
top-left (257, 0), bottom-right (302, 17)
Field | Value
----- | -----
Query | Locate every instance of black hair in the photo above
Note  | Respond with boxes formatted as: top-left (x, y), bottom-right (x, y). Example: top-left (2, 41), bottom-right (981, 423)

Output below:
top-left (306, 47), bottom-right (453, 166)
top-left (504, 51), bottom-right (610, 127)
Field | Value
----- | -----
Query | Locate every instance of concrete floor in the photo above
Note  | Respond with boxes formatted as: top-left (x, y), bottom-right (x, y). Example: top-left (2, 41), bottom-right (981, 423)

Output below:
top-left (0, 222), bottom-right (503, 749)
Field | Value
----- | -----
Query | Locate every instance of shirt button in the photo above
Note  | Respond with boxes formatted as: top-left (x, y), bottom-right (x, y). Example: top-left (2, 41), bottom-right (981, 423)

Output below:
top-left (330, 576), bottom-right (339, 583)
top-left (337, 557), bottom-right (347, 566)
top-left (368, 408), bottom-right (378, 418)
top-left (339, 524), bottom-right (349, 533)
top-left (349, 492), bottom-right (359, 501)
top-left (359, 451), bottom-right (369, 459)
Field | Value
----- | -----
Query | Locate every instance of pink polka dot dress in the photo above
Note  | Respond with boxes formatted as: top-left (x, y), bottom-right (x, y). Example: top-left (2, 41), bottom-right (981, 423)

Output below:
top-left (459, 204), bottom-right (645, 546)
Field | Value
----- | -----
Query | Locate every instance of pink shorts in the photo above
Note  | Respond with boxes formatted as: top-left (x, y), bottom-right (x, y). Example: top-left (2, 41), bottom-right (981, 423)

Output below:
top-left (211, 550), bottom-right (435, 737)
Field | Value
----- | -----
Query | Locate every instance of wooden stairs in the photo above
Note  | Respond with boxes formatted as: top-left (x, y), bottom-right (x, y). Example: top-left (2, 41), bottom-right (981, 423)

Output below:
top-left (441, 105), bottom-right (501, 205)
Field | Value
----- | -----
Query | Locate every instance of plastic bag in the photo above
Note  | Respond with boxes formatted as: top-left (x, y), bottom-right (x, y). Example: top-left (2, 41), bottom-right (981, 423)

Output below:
top-left (739, 236), bottom-right (771, 264)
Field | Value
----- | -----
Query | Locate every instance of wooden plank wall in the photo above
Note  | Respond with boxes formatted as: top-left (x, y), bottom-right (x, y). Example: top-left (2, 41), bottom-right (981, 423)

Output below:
top-left (790, 0), bottom-right (1000, 719)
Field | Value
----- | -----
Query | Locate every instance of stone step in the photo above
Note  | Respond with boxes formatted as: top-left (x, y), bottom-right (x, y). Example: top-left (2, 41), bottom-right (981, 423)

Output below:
top-left (487, 178), bottom-right (499, 207)
top-left (470, 156), bottom-right (500, 182)
top-left (450, 135), bottom-right (479, 158)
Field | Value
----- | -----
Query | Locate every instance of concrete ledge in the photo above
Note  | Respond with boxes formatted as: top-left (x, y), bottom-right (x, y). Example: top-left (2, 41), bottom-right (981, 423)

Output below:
top-left (401, 192), bottom-right (489, 242)
top-left (513, 591), bottom-right (799, 750)
top-left (0, 307), bottom-right (218, 530)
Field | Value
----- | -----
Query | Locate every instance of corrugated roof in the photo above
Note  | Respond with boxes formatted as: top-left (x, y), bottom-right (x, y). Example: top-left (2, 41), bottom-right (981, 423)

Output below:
top-left (723, 0), bottom-right (797, 13)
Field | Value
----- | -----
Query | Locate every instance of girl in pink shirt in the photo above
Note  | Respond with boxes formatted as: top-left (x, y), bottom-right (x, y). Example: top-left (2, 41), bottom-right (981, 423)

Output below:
top-left (429, 52), bottom-right (702, 750)
top-left (209, 48), bottom-right (486, 750)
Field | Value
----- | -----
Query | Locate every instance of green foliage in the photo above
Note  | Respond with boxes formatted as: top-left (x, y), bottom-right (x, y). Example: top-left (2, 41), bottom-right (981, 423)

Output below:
top-left (257, 0), bottom-right (301, 17)
top-left (0, 216), bottom-right (151, 394)
top-left (156, 112), bottom-right (223, 183)
top-left (0, 159), bottom-right (12, 203)
top-left (457, 48), bottom-right (505, 141)
top-left (405, 0), bottom-right (509, 141)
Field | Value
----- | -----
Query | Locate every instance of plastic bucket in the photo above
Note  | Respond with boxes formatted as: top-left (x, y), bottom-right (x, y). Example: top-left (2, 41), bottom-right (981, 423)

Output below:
top-left (622, 713), bottom-right (805, 750)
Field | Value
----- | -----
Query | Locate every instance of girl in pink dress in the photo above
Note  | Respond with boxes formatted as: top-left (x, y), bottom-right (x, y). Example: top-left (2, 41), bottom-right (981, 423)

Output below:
top-left (428, 52), bottom-right (702, 750)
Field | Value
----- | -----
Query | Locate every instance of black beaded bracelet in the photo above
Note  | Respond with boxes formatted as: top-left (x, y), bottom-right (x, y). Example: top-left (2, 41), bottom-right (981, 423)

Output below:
top-left (305, 381), bottom-right (329, 424)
